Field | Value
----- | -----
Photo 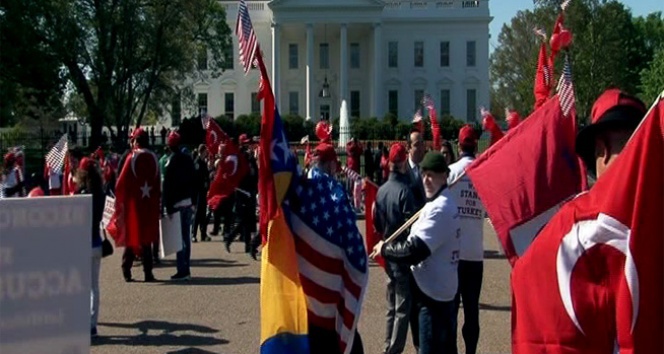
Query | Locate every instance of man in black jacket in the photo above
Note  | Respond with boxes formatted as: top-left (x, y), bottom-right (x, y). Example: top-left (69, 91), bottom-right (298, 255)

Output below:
top-left (374, 143), bottom-right (417, 354)
top-left (192, 144), bottom-right (210, 242)
top-left (163, 131), bottom-right (196, 281)
top-left (371, 152), bottom-right (461, 354)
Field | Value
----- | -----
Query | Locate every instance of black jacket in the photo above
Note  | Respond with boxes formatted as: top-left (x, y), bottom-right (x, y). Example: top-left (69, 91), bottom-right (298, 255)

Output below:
top-left (374, 171), bottom-right (417, 277)
top-left (405, 161), bottom-right (426, 209)
top-left (381, 236), bottom-right (431, 266)
top-left (163, 149), bottom-right (196, 214)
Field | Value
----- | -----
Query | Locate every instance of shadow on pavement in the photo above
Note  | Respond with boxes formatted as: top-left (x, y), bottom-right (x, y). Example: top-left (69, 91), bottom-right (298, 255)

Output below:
top-left (158, 276), bottom-right (260, 286)
top-left (479, 303), bottom-right (511, 312)
top-left (157, 258), bottom-right (248, 269)
top-left (166, 348), bottom-right (219, 354)
top-left (94, 321), bottom-right (227, 347)
top-left (483, 250), bottom-right (507, 260)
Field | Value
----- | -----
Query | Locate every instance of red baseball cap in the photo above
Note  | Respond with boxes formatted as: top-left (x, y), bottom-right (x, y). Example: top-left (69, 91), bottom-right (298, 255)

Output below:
top-left (575, 89), bottom-right (646, 174)
top-left (130, 127), bottom-right (148, 140)
top-left (459, 125), bottom-right (477, 146)
top-left (314, 143), bottom-right (338, 163)
top-left (167, 131), bottom-right (181, 147)
top-left (239, 134), bottom-right (251, 145)
top-left (388, 143), bottom-right (407, 163)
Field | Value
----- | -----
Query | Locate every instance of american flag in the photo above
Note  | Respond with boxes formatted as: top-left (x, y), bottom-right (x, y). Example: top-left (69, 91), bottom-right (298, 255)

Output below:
top-left (412, 109), bottom-right (423, 123)
top-left (422, 94), bottom-right (435, 110)
top-left (286, 167), bottom-right (368, 353)
top-left (235, 0), bottom-right (259, 74)
top-left (556, 55), bottom-right (575, 117)
top-left (45, 134), bottom-right (68, 173)
top-left (342, 165), bottom-right (361, 181)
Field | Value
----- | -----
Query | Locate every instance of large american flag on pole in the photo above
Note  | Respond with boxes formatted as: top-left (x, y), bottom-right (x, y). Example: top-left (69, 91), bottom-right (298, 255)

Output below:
top-left (235, 0), bottom-right (259, 74)
top-left (286, 167), bottom-right (369, 353)
top-left (556, 55), bottom-right (575, 117)
top-left (45, 134), bottom-right (68, 173)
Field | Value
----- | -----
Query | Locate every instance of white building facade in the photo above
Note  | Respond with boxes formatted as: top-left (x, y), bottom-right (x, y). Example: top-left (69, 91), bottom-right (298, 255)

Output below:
top-left (175, 0), bottom-right (491, 125)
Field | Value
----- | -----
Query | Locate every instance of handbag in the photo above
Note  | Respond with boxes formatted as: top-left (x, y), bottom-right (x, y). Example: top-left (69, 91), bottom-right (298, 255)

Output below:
top-left (101, 228), bottom-right (114, 258)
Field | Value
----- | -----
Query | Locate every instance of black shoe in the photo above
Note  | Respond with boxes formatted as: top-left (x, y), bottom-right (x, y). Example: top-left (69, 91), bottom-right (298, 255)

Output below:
top-left (250, 248), bottom-right (258, 261)
top-left (144, 274), bottom-right (157, 282)
top-left (201, 235), bottom-right (210, 242)
top-left (123, 269), bottom-right (133, 282)
top-left (192, 237), bottom-right (198, 243)
top-left (224, 240), bottom-right (232, 253)
top-left (170, 273), bottom-right (191, 281)
top-left (210, 230), bottom-right (219, 236)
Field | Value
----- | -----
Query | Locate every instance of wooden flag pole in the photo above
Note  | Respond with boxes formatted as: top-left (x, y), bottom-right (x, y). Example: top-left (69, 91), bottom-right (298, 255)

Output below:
top-left (369, 170), bottom-right (467, 258)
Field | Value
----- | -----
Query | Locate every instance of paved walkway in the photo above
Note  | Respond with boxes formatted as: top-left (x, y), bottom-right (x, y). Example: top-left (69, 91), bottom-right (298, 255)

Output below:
top-left (91, 221), bottom-right (511, 354)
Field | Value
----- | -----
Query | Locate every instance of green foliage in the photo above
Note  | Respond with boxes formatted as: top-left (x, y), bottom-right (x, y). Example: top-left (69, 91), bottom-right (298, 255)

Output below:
top-left (0, 0), bottom-right (233, 146)
top-left (235, 113), bottom-right (261, 137)
top-left (640, 46), bottom-right (664, 105)
top-left (491, 0), bottom-right (664, 122)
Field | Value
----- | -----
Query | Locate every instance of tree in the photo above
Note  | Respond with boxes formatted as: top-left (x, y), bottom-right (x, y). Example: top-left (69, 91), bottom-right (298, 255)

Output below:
top-left (0, 0), bottom-right (232, 147)
top-left (640, 46), bottom-right (664, 105)
top-left (492, 0), bottom-right (651, 121)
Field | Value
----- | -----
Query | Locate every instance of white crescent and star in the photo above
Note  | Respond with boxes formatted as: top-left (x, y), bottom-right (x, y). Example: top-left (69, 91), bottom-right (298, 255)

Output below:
top-left (140, 181), bottom-right (152, 198)
top-left (271, 130), bottom-right (290, 164)
top-left (225, 155), bottom-right (238, 176)
top-left (556, 213), bottom-right (639, 335)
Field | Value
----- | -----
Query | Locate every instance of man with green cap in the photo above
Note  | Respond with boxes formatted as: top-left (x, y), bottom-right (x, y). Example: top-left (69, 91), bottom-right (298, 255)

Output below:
top-left (371, 151), bottom-right (461, 354)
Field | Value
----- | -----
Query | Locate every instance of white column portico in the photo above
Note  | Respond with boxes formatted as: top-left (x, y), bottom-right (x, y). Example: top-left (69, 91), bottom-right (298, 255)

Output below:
top-left (271, 23), bottom-right (280, 103)
top-left (372, 22), bottom-right (383, 119)
top-left (306, 23), bottom-right (314, 121)
top-left (339, 23), bottom-right (348, 108)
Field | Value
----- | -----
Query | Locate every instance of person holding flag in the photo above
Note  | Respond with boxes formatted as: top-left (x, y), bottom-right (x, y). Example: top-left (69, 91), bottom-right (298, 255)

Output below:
top-left (511, 88), bottom-right (662, 353)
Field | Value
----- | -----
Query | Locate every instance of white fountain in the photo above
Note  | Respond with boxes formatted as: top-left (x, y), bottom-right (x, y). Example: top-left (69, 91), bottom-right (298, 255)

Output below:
top-left (338, 99), bottom-right (350, 148)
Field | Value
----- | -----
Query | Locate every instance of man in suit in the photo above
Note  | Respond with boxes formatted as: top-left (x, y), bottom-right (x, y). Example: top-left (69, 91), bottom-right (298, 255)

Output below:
top-left (405, 130), bottom-right (426, 209)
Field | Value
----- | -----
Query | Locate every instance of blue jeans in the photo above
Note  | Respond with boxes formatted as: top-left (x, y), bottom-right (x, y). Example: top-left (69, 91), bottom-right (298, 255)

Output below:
top-left (414, 283), bottom-right (457, 354)
top-left (176, 207), bottom-right (193, 275)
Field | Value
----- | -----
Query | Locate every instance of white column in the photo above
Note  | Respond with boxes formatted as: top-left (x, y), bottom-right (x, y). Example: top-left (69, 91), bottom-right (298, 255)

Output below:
top-left (306, 23), bottom-right (314, 121)
top-left (271, 23), bottom-right (281, 104)
top-left (372, 22), bottom-right (383, 119)
top-left (339, 23), bottom-right (348, 106)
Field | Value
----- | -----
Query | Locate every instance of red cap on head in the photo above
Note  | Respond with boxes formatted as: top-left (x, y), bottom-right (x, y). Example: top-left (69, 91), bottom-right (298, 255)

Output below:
top-left (78, 157), bottom-right (96, 171)
top-left (167, 131), bottom-right (181, 147)
top-left (4, 152), bottom-right (16, 164)
top-left (388, 143), bottom-right (407, 163)
top-left (314, 143), bottom-right (338, 163)
top-left (239, 134), bottom-right (251, 145)
top-left (459, 125), bottom-right (477, 146)
top-left (131, 127), bottom-right (148, 140)
top-left (590, 88), bottom-right (646, 125)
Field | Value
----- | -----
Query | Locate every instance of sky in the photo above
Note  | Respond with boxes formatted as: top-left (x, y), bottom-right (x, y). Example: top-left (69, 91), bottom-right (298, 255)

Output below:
top-left (489, 0), bottom-right (663, 52)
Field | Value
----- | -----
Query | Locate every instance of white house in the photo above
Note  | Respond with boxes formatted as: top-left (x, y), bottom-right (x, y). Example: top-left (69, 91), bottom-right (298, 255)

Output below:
top-left (172, 0), bottom-right (491, 125)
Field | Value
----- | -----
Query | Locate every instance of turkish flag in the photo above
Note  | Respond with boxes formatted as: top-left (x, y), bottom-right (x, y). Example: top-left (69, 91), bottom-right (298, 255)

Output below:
top-left (206, 118), bottom-right (228, 155)
top-left (467, 95), bottom-right (584, 266)
top-left (511, 94), bottom-right (663, 353)
top-left (109, 148), bottom-right (161, 251)
top-left (363, 178), bottom-right (384, 268)
top-left (207, 141), bottom-right (249, 210)
top-left (534, 41), bottom-right (551, 109)
top-left (481, 111), bottom-right (505, 147)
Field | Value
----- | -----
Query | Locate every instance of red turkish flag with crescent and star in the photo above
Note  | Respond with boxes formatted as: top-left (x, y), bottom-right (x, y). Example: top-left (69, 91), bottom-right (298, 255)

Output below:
top-left (207, 140), bottom-right (249, 210)
top-left (511, 94), bottom-right (663, 353)
top-left (108, 148), bottom-right (161, 252)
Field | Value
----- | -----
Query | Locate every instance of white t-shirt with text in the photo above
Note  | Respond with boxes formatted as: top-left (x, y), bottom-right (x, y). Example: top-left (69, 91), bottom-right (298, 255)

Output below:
top-left (408, 188), bottom-right (461, 302)
top-left (447, 156), bottom-right (486, 261)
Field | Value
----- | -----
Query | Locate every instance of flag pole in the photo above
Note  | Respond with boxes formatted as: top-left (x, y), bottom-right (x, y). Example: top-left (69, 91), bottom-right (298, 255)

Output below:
top-left (368, 170), bottom-right (466, 257)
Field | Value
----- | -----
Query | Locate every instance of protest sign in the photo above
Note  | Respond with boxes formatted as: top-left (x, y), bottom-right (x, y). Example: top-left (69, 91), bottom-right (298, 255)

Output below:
top-left (159, 212), bottom-right (183, 259)
top-left (0, 196), bottom-right (91, 354)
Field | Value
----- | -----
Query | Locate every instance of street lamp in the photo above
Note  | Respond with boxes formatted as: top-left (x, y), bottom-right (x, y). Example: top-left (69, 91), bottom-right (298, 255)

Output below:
top-left (319, 77), bottom-right (331, 98)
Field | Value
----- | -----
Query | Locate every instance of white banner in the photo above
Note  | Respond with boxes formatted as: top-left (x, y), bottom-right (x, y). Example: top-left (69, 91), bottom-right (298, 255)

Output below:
top-left (101, 195), bottom-right (115, 228)
top-left (0, 196), bottom-right (91, 354)
top-left (159, 212), bottom-right (183, 259)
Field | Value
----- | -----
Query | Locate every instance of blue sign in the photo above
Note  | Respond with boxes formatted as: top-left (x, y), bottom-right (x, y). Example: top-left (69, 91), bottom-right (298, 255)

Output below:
top-left (0, 196), bottom-right (91, 354)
